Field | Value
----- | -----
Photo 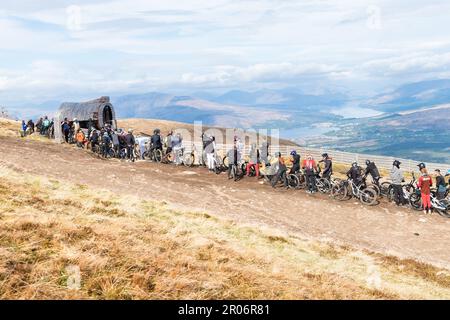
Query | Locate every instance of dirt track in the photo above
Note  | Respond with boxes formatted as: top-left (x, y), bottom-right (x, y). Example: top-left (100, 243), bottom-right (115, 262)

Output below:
top-left (1, 136), bottom-right (450, 268)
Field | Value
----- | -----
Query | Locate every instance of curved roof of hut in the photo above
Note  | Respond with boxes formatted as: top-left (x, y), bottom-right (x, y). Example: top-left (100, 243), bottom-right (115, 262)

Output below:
top-left (54, 96), bottom-right (116, 142)
top-left (56, 96), bottom-right (113, 121)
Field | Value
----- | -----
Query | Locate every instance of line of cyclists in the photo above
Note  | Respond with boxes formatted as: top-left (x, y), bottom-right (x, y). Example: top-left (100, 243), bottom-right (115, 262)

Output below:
top-left (55, 122), bottom-right (450, 218)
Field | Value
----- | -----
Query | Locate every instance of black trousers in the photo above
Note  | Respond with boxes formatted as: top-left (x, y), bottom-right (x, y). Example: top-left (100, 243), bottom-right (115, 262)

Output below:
top-left (272, 169), bottom-right (287, 187)
top-left (289, 164), bottom-right (300, 175)
top-left (306, 172), bottom-right (317, 191)
top-left (64, 131), bottom-right (70, 143)
top-left (127, 145), bottom-right (134, 161)
top-left (392, 184), bottom-right (405, 205)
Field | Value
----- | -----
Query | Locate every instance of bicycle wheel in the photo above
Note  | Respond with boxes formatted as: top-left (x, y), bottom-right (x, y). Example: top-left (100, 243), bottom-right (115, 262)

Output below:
top-left (154, 149), bottom-right (163, 163)
top-left (317, 178), bottom-right (331, 194)
top-left (435, 200), bottom-right (450, 218)
top-left (387, 186), bottom-right (395, 202)
top-left (360, 188), bottom-right (378, 206)
top-left (223, 156), bottom-right (229, 168)
top-left (183, 153), bottom-right (194, 167)
top-left (409, 192), bottom-right (422, 211)
top-left (107, 149), bottom-right (115, 158)
top-left (380, 182), bottom-right (391, 196)
top-left (297, 174), bottom-right (307, 189)
top-left (368, 184), bottom-right (381, 196)
top-left (331, 182), bottom-right (348, 201)
top-left (287, 174), bottom-right (300, 189)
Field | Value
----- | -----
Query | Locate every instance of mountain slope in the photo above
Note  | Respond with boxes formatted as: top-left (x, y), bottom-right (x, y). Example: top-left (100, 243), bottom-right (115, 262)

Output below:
top-left (317, 104), bottom-right (450, 163)
top-left (368, 79), bottom-right (450, 112)
top-left (112, 93), bottom-right (290, 128)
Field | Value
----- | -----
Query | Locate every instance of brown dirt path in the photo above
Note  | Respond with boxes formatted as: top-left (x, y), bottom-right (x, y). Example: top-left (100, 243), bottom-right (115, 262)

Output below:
top-left (1, 136), bottom-right (450, 268)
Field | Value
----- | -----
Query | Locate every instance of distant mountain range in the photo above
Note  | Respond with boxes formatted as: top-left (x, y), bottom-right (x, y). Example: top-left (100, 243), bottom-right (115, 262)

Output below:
top-left (3, 79), bottom-right (450, 163)
top-left (366, 79), bottom-right (450, 113)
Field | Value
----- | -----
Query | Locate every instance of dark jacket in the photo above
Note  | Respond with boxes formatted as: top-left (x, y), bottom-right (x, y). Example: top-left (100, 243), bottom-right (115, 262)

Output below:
top-left (322, 158), bottom-right (333, 176)
top-left (365, 162), bottom-right (380, 179)
top-left (125, 133), bottom-right (135, 147)
top-left (436, 175), bottom-right (446, 191)
top-left (90, 131), bottom-right (99, 143)
top-left (62, 122), bottom-right (70, 133)
top-left (102, 134), bottom-right (111, 145)
top-left (347, 166), bottom-right (362, 181)
top-left (151, 134), bottom-right (162, 148)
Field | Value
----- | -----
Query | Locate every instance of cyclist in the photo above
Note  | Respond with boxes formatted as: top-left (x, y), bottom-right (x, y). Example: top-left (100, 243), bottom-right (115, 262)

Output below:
top-left (271, 152), bottom-right (288, 189)
top-left (150, 129), bottom-right (163, 160)
top-left (289, 150), bottom-right (301, 174)
top-left (320, 153), bottom-right (333, 180)
top-left (171, 132), bottom-right (183, 163)
top-left (204, 135), bottom-right (216, 171)
top-left (36, 118), bottom-right (43, 134)
top-left (390, 160), bottom-right (406, 206)
top-left (42, 116), bottom-right (50, 136)
top-left (347, 162), bottom-right (363, 186)
top-left (246, 143), bottom-right (260, 177)
top-left (27, 119), bottom-right (35, 134)
top-left (164, 130), bottom-right (173, 156)
top-left (417, 163), bottom-right (432, 215)
top-left (73, 118), bottom-right (80, 135)
top-left (89, 130), bottom-right (99, 152)
top-left (435, 169), bottom-right (447, 200)
top-left (21, 120), bottom-right (27, 136)
top-left (226, 145), bottom-right (241, 179)
top-left (125, 129), bottom-right (136, 162)
top-left (102, 132), bottom-right (112, 158)
top-left (62, 119), bottom-right (71, 143)
top-left (111, 130), bottom-right (120, 156)
top-left (302, 154), bottom-right (318, 193)
top-left (365, 160), bottom-right (381, 187)
top-left (76, 129), bottom-right (85, 148)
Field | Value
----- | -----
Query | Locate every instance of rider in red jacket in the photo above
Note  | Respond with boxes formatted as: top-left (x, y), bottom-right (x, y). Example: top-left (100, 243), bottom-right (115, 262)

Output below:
top-left (417, 163), bottom-right (433, 215)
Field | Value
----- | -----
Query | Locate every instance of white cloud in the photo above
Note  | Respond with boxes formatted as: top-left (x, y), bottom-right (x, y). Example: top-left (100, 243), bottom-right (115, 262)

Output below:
top-left (1, 0), bottom-right (450, 103)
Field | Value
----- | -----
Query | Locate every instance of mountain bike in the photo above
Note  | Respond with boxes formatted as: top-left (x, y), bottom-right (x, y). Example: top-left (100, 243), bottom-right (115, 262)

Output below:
top-left (287, 169), bottom-right (307, 190)
top-left (342, 179), bottom-right (378, 206)
top-left (409, 189), bottom-right (450, 217)
top-left (99, 142), bottom-right (115, 159)
top-left (431, 191), bottom-right (450, 218)
top-left (331, 179), bottom-right (348, 201)
top-left (228, 161), bottom-right (245, 181)
top-left (387, 173), bottom-right (418, 204)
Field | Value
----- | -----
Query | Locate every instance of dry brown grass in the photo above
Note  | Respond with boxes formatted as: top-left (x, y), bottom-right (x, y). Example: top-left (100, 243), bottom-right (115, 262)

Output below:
top-left (1, 167), bottom-right (450, 300)
top-left (118, 118), bottom-right (298, 146)
top-left (0, 118), bottom-right (21, 137)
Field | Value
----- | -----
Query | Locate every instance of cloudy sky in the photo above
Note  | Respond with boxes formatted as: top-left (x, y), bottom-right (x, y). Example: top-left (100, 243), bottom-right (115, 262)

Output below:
top-left (1, 0), bottom-right (450, 105)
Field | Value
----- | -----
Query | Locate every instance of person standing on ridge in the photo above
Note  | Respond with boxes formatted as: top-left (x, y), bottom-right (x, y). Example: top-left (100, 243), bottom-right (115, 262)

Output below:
top-left (289, 150), bottom-right (301, 174)
top-left (320, 153), bottom-right (333, 180)
top-left (417, 163), bottom-right (433, 215)
top-left (303, 154), bottom-right (318, 193)
top-left (435, 169), bottom-right (447, 200)
top-left (390, 160), bottom-right (406, 206)
top-left (365, 160), bottom-right (381, 187)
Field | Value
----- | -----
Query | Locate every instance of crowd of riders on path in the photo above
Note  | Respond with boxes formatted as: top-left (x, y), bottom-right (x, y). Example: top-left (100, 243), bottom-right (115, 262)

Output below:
top-left (21, 117), bottom-right (450, 218)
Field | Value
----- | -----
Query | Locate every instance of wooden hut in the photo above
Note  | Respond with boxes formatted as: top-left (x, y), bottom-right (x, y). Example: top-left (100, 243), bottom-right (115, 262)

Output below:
top-left (54, 96), bottom-right (117, 142)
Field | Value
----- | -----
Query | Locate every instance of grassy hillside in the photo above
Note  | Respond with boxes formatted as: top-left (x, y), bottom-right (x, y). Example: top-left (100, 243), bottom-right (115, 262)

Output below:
top-left (0, 118), bottom-right (21, 137)
top-left (2, 118), bottom-right (450, 299)
top-left (118, 118), bottom-right (298, 147)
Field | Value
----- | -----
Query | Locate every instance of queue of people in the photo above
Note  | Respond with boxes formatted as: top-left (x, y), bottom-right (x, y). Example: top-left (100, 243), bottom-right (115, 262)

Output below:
top-left (24, 118), bottom-right (450, 215)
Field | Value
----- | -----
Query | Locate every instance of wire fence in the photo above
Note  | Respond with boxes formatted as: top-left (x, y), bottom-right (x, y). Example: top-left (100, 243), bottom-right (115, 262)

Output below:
top-left (181, 142), bottom-right (449, 173)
